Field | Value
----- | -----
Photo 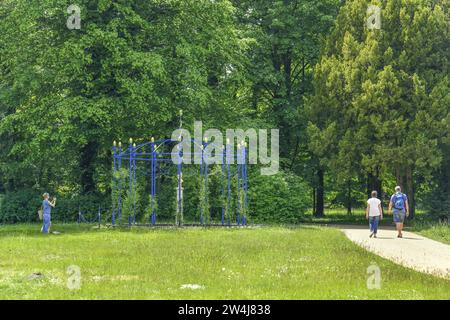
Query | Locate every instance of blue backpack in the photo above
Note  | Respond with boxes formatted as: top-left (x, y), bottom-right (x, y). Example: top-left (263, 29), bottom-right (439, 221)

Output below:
top-left (393, 193), bottom-right (405, 210)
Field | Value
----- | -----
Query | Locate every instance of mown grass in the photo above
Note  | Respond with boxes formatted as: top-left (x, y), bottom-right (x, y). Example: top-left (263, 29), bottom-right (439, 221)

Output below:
top-left (0, 223), bottom-right (449, 299)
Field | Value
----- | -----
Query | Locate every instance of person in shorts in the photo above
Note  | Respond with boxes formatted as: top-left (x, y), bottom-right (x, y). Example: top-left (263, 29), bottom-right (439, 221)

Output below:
top-left (388, 186), bottom-right (409, 238)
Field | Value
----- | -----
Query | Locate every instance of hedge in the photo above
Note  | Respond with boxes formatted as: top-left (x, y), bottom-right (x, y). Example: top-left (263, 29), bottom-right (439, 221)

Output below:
top-left (0, 170), bottom-right (311, 224)
top-left (248, 171), bottom-right (310, 223)
top-left (0, 190), bottom-right (109, 223)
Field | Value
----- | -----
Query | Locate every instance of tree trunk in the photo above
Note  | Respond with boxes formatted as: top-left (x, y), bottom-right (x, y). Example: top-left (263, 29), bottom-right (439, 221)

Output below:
top-left (366, 174), bottom-right (370, 199)
top-left (283, 53), bottom-right (292, 99)
top-left (395, 167), bottom-right (405, 193)
top-left (375, 167), bottom-right (382, 200)
top-left (80, 141), bottom-right (98, 195)
top-left (367, 170), bottom-right (382, 198)
top-left (443, 158), bottom-right (450, 198)
top-left (347, 180), bottom-right (352, 215)
top-left (315, 169), bottom-right (324, 217)
top-left (312, 188), bottom-right (316, 216)
top-left (251, 84), bottom-right (259, 111)
top-left (405, 166), bottom-right (415, 219)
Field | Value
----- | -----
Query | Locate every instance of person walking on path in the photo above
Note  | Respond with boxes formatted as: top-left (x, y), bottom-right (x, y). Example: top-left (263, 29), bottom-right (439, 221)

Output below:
top-left (388, 186), bottom-right (409, 238)
top-left (41, 193), bottom-right (56, 234)
top-left (366, 190), bottom-right (383, 238)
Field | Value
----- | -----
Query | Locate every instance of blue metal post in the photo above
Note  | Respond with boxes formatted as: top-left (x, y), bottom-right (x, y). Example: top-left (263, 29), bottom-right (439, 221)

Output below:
top-left (204, 145), bottom-right (209, 225)
top-left (236, 144), bottom-right (241, 226)
top-left (133, 143), bottom-right (137, 225)
top-left (129, 139), bottom-right (133, 226)
top-left (153, 143), bottom-right (157, 225)
top-left (227, 142), bottom-right (231, 226)
top-left (150, 141), bottom-right (156, 225)
top-left (177, 141), bottom-right (183, 226)
top-left (200, 144), bottom-right (204, 225)
top-left (118, 142), bottom-right (122, 222)
top-left (243, 145), bottom-right (248, 226)
top-left (112, 142), bottom-right (117, 226)
top-left (221, 146), bottom-right (225, 226)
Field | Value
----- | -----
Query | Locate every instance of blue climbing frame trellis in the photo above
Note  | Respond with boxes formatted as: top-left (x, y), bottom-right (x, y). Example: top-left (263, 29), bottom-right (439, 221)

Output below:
top-left (77, 205), bottom-right (102, 227)
top-left (111, 137), bottom-right (249, 227)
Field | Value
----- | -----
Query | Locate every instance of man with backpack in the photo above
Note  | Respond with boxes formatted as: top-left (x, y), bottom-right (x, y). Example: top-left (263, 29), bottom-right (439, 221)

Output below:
top-left (388, 186), bottom-right (409, 238)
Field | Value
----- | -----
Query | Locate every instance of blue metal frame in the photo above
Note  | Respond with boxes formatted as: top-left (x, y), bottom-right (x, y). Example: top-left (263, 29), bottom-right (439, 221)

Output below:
top-left (111, 137), bottom-right (249, 227)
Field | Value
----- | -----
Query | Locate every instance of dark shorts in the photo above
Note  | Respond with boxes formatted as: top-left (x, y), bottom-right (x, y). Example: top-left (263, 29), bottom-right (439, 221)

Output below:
top-left (393, 210), bottom-right (406, 223)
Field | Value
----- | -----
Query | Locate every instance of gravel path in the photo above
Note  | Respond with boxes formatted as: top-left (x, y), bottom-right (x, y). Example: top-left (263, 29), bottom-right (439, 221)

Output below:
top-left (340, 226), bottom-right (450, 279)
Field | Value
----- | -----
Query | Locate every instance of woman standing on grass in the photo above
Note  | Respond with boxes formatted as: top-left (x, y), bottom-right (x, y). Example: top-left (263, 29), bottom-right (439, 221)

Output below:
top-left (42, 193), bottom-right (56, 234)
top-left (366, 191), bottom-right (383, 238)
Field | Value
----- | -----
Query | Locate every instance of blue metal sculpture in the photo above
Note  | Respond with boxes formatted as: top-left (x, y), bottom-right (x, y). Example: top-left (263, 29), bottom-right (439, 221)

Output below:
top-left (111, 124), bottom-right (249, 227)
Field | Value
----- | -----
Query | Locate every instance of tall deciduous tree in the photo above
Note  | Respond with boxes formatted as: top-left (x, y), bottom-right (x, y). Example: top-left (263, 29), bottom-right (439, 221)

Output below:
top-left (232, 0), bottom-right (340, 160)
top-left (232, 0), bottom-right (341, 216)
top-left (0, 0), bottom-right (245, 194)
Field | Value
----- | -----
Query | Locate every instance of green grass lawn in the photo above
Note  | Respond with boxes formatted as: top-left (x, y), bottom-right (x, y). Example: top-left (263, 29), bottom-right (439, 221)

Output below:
top-left (411, 223), bottom-right (450, 245)
top-left (304, 208), bottom-right (450, 245)
top-left (0, 224), bottom-right (449, 299)
top-left (303, 208), bottom-right (428, 225)
top-left (301, 208), bottom-right (403, 226)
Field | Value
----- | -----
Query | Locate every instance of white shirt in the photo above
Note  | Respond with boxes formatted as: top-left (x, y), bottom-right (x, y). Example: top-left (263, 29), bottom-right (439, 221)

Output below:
top-left (367, 198), bottom-right (381, 216)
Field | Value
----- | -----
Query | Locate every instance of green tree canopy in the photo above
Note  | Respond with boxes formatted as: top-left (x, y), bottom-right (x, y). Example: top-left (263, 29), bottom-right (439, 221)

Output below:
top-left (308, 0), bottom-right (449, 217)
top-left (0, 0), bottom-right (248, 194)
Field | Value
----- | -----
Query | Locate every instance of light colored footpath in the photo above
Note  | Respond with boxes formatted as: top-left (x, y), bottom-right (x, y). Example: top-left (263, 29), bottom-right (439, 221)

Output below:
top-left (339, 226), bottom-right (450, 279)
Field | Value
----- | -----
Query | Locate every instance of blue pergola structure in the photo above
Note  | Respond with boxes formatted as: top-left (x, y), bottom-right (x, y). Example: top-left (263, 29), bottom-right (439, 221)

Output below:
top-left (111, 137), bottom-right (249, 227)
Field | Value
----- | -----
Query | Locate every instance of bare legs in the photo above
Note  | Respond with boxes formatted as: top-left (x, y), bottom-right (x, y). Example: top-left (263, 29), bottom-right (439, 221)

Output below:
top-left (396, 222), bottom-right (403, 238)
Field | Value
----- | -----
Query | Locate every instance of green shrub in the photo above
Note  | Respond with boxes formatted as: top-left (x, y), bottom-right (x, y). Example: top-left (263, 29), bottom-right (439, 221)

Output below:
top-left (0, 189), bottom-right (41, 223)
top-left (120, 185), bottom-right (145, 225)
top-left (0, 190), bottom-right (109, 223)
top-left (0, 171), bottom-right (310, 225)
top-left (421, 190), bottom-right (450, 219)
top-left (143, 195), bottom-right (158, 224)
top-left (198, 174), bottom-right (210, 224)
top-left (248, 171), bottom-right (310, 224)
